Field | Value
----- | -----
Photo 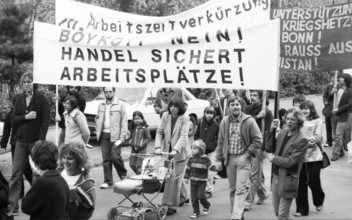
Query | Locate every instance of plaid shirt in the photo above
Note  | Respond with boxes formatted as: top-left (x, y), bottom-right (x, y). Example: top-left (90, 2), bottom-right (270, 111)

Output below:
top-left (228, 114), bottom-right (244, 155)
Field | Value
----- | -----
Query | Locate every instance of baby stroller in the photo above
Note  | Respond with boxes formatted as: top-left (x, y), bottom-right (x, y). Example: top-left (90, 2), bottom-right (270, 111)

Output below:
top-left (107, 153), bottom-right (173, 220)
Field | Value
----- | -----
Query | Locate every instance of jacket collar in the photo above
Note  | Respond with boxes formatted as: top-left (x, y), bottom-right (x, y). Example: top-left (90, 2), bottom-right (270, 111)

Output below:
top-left (63, 108), bottom-right (79, 117)
top-left (104, 96), bottom-right (120, 105)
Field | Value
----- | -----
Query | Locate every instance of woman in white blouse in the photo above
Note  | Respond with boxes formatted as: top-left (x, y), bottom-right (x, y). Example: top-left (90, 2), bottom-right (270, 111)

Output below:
top-left (295, 100), bottom-right (325, 217)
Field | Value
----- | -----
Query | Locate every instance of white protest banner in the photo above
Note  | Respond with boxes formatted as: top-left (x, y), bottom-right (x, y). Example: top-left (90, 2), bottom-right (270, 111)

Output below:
top-left (34, 20), bottom-right (280, 91)
top-left (56, 0), bottom-right (271, 38)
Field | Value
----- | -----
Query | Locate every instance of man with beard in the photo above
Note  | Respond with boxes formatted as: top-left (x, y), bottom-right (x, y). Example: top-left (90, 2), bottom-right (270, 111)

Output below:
top-left (244, 90), bottom-right (272, 211)
top-left (95, 87), bottom-right (128, 189)
top-left (56, 86), bottom-right (86, 146)
top-left (215, 97), bottom-right (262, 220)
top-left (330, 73), bottom-right (352, 161)
top-left (9, 71), bottom-right (50, 215)
top-left (154, 88), bottom-right (183, 115)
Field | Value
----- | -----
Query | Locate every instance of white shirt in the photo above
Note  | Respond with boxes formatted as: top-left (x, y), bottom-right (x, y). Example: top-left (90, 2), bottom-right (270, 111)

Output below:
top-left (61, 169), bottom-right (81, 188)
top-left (337, 87), bottom-right (345, 106)
top-left (103, 103), bottom-right (112, 133)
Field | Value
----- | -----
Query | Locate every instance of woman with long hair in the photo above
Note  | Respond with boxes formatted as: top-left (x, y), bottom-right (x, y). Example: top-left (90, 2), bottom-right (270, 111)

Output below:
top-left (63, 95), bottom-right (90, 147)
top-left (59, 142), bottom-right (96, 220)
top-left (294, 100), bottom-right (325, 217)
top-left (154, 97), bottom-right (191, 215)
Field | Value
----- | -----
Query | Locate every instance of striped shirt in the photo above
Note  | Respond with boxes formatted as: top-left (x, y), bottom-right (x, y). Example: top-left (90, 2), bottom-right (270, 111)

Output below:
top-left (184, 155), bottom-right (212, 182)
top-left (228, 115), bottom-right (244, 155)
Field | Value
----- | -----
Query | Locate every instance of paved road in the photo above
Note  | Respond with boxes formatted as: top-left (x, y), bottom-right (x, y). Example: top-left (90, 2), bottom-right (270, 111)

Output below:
top-left (3, 94), bottom-right (352, 219)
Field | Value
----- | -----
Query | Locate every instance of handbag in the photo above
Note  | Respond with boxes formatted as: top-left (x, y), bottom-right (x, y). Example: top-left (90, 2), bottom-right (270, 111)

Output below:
top-left (317, 142), bottom-right (330, 169)
top-left (321, 151), bottom-right (331, 169)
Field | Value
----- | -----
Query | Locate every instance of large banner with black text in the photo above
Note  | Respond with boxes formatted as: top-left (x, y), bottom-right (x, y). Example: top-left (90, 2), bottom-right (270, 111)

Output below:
top-left (272, 2), bottom-right (352, 71)
top-left (33, 20), bottom-right (280, 90)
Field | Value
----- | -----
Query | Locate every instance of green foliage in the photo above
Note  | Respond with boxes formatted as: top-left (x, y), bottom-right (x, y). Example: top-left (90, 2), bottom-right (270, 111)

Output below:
top-left (279, 71), bottom-right (331, 97)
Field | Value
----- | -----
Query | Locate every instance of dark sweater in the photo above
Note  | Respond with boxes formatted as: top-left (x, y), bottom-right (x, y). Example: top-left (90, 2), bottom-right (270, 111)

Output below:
top-left (126, 126), bottom-right (151, 150)
top-left (194, 118), bottom-right (219, 154)
top-left (11, 90), bottom-right (50, 144)
top-left (184, 154), bottom-right (211, 181)
top-left (21, 170), bottom-right (69, 220)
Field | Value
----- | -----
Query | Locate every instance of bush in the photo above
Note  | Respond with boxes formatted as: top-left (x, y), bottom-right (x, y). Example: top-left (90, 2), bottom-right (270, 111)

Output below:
top-left (0, 93), bottom-right (12, 122)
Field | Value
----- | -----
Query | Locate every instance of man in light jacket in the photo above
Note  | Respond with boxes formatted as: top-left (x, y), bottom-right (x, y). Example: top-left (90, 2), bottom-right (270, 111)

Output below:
top-left (215, 96), bottom-right (262, 220)
top-left (95, 87), bottom-right (128, 189)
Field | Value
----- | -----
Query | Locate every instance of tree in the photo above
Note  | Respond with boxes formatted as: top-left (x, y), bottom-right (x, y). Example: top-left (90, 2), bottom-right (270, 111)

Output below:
top-left (0, 3), bottom-right (32, 94)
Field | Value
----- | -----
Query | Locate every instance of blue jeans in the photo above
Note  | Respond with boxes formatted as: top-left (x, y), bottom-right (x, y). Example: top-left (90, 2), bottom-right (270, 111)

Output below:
top-left (226, 154), bottom-right (251, 219)
top-left (245, 156), bottom-right (268, 208)
top-left (101, 132), bottom-right (127, 185)
top-left (191, 181), bottom-right (209, 214)
top-left (9, 142), bottom-right (34, 211)
top-left (332, 121), bottom-right (346, 158)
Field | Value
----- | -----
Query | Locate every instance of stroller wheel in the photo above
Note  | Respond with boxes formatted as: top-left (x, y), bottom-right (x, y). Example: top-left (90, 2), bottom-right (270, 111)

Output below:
top-left (156, 206), bottom-right (167, 220)
top-left (134, 212), bottom-right (145, 220)
top-left (107, 207), bottom-right (118, 220)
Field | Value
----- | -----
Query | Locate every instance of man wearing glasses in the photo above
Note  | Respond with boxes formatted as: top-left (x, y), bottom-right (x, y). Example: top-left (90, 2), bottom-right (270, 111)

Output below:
top-left (9, 71), bottom-right (50, 216)
top-left (56, 86), bottom-right (86, 146)
top-left (95, 87), bottom-right (128, 189)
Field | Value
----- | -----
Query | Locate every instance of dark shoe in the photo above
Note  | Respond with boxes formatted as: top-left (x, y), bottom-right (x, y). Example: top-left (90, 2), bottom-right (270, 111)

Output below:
top-left (167, 208), bottom-right (177, 215)
top-left (340, 152), bottom-right (345, 157)
top-left (178, 198), bottom-right (190, 207)
top-left (244, 206), bottom-right (251, 211)
top-left (331, 156), bottom-right (339, 161)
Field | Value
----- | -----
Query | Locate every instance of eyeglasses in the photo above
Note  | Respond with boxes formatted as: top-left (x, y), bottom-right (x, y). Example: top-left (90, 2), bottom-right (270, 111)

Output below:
top-left (104, 91), bottom-right (114, 94)
top-left (70, 86), bottom-right (78, 89)
top-left (23, 80), bottom-right (32, 84)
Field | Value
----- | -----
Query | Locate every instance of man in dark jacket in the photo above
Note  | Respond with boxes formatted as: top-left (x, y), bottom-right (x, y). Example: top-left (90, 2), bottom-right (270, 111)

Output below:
top-left (329, 73), bottom-right (352, 161)
top-left (56, 86), bottom-right (86, 147)
top-left (244, 90), bottom-right (272, 210)
top-left (1, 95), bottom-right (32, 198)
top-left (9, 71), bottom-right (50, 215)
top-left (322, 74), bottom-right (335, 147)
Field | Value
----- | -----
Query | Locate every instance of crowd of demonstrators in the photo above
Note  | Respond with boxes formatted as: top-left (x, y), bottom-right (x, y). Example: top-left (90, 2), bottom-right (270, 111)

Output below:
top-left (8, 71), bottom-right (50, 216)
top-left (194, 106), bottom-right (219, 198)
top-left (56, 86), bottom-right (86, 147)
top-left (322, 73), bottom-right (335, 147)
top-left (58, 142), bottom-right (96, 220)
top-left (154, 97), bottom-right (191, 216)
top-left (244, 90), bottom-right (272, 211)
top-left (123, 111), bottom-right (151, 175)
top-left (184, 140), bottom-right (211, 219)
top-left (214, 96), bottom-right (262, 220)
top-left (295, 101), bottom-right (325, 217)
top-left (95, 87), bottom-right (128, 189)
top-left (62, 95), bottom-right (90, 147)
top-left (266, 108), bottom-right (309, 220)
top-left (22, 140), bottom-right (69, 220)
top-left (1, 95), bottom-right (32, 199)
top-left (328, 73), bottom-right (352, 161)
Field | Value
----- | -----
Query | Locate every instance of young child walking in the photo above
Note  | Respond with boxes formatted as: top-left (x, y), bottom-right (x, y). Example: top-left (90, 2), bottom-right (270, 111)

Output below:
top-left (184, 140), bottom-right (211, 219)
top-left (125, 111), bottom-right (151, 175)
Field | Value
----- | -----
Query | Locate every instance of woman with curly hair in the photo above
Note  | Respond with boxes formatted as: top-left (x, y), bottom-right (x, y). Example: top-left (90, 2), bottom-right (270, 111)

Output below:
top-left (59, 142), bottom-right (95, 220)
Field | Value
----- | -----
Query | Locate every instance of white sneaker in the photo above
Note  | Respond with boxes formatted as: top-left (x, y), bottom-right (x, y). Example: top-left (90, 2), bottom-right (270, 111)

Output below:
top-left (100, 183), bottom-right (111, 189)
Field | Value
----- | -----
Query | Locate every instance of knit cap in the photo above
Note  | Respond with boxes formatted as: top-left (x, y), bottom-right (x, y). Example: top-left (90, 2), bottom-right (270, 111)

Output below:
top-left (192, 140), bottom-right (206, 154)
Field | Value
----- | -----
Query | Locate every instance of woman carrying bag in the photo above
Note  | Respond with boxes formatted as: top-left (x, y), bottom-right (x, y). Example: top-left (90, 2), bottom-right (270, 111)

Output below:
top-left (295, 100), bottom-right (325, 217)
